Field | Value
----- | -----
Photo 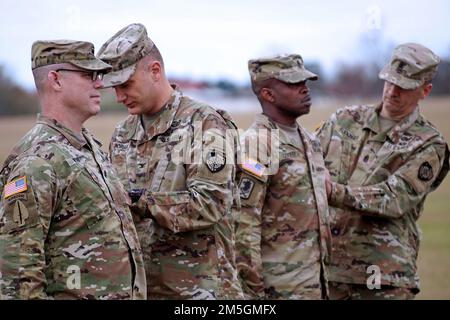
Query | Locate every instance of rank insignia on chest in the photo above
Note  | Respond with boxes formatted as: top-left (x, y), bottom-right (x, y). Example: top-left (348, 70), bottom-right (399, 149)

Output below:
top-left (205, 149), bottom-right (226, 173)
top-left (4, 176), bottom-right (28, 199)
top-left (418, 161), bottom-right (433, 181)
top-left (311, 140), bottom-right (322, 153)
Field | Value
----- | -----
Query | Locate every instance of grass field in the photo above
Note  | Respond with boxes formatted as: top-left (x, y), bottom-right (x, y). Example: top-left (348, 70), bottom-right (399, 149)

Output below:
top-left (0, 95), bottom-right (449, 299)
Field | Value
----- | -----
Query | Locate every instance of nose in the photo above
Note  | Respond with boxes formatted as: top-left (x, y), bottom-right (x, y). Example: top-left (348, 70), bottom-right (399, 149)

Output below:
top-left (115, 87), bottom-right (126, 103)
top-left (300, 83), bottom-right (309, 95)
top-left (93, 78), bottom-right (104, 89)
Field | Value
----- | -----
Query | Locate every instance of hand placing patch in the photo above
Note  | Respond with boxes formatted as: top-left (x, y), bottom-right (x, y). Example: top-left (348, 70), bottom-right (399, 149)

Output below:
top-left (418, 162), bottom-right (433, 181)
top-left (205, 149), bottom-right (226, 173)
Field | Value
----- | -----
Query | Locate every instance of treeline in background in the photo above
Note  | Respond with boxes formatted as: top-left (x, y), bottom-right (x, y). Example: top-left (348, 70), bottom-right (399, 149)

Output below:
top-left (1, 46), bottom-right (449, 116)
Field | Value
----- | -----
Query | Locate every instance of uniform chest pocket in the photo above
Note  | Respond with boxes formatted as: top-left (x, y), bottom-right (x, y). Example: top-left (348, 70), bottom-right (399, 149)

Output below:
top-left (151, 130), bottom-right (191, 189)
top-left (65, 171), bottom-right (113, 229)
top-left (338, 140), bottom-right (355, 181)
top-left (155, 129), bottom-right (191, 163)
top-left (270, 157), bottom-right (308, 196)
top-left (325, 138), bottom-right (345, 181)
top-left (110, 141), bottom-right (129, 165)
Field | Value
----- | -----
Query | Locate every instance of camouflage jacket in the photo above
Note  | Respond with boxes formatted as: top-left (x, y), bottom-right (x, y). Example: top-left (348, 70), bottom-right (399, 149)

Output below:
top-left (235, 114), bottom-right (331, 300)
top-left (0, 115), bottom-right (146, 300)
top-left (109, 87), bottom-right (244, 299)
top-left (315, 104), bottom-right (449, 290)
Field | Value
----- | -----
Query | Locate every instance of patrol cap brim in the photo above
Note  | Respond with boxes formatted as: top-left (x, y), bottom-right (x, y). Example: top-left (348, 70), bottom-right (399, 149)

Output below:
top-left (378, 65), bottom-right (422, 90)
top-left (276, 69), bottom-right (318, 83)
top-left (101, 63), bottom-right (137, 88)
top-left (70, 58), bottom-right (112, 72)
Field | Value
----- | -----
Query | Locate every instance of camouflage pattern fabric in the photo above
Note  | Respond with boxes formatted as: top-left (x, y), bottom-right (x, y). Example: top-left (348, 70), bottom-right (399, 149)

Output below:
top-left (248, 53), bottom-right (318, 83)
top-left (109, 86), bottom-right (244, 300)
top-left (379, 42), bottom-right (440, 90)
top-left (235, 114), bottom-right (331, 300)
top-left (97, 23), bottom-right (154, 88)
top-left (0, 115), bottom-right (146, 299)
top-left (315, 103), bottom-right (449, 294)
top-left (31, 40), bottom-right (111, 71)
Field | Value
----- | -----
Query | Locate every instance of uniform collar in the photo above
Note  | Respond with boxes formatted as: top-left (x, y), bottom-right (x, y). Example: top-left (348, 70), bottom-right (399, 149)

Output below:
top-left (254, 113), bottom-right (272, 127)
top-left (255, 113), bottom-right (288, 130)
top-left (255, 113), bottom-right (305, 148)
top-left (37, 114), bottom-right (89, 150)
top-left (387, 106), bottom-right (420, 143)
top-left (126, 84), bottom-right (183, 141)
top-left (363, 103), bottom-right (420, 143)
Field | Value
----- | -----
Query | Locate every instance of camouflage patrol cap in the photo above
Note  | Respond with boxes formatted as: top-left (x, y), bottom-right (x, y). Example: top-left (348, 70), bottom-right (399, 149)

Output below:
top-left (97, 23), bottom-right (154, 88)
top-left (248, 53), bottom-right (318, 83)
top-left (379, 43), bottom-right (440, 90)
top-left (31, 40), bottom-right (111, 71)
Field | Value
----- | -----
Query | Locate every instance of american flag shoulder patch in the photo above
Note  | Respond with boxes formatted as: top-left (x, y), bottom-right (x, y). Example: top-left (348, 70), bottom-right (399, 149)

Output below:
top-left (241, 159), bottom-right (265, 177)
top-left (4, 176), bottom-right (28, 199)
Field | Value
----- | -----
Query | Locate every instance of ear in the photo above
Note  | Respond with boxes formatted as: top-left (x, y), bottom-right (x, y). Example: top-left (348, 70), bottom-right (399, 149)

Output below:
top-left (260, 88), bottom-right (275, 103)
top-left (147, 61), bottom-right (162, 81)
top-left (48, 70), bottom-right (62, 91)
top-left (421, 83), bottom-right (433, 99)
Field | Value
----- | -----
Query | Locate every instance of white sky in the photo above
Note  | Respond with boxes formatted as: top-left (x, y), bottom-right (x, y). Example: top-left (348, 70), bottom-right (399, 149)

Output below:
top-left (1, 0), bottom-right (449, 90)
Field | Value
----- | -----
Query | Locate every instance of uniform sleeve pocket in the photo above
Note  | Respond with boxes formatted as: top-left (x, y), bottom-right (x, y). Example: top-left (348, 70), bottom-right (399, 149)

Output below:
top-left (150, 191), bottom-right (190, 206)
top-left (0, 186), bottom-right (40, 234)
top-left (147, 191), bottom-right (191, 232)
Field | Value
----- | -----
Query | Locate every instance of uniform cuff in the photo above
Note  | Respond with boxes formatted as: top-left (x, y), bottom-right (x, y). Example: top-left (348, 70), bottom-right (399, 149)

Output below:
top-left (329, 182), bottom-right (346, 207)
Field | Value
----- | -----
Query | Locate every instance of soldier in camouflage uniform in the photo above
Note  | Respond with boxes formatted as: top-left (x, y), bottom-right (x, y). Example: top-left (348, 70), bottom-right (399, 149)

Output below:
top-left (97, 23), bottom-right (243, 299)
top-left (235, 54), bottom-right (331, 300)
top-left (315, 43), bottom-right (449, 299)
top-left (0, 40), bottom-right (146, 299)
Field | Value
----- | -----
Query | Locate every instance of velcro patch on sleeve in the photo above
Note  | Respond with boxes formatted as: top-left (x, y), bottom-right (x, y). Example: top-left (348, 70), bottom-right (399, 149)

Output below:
top-left (4, 176), bottom-right (28, 199)
top-left (241, 159), bottom-right (265, 177)
top-left (418, 161), bottom-right (433, 181)
top-left (239, 177), bottom-right (255, 200)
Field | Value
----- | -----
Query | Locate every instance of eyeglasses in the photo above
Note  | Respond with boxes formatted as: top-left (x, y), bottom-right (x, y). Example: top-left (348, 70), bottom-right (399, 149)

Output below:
top-left (55, 69), bottom-right (104, 82)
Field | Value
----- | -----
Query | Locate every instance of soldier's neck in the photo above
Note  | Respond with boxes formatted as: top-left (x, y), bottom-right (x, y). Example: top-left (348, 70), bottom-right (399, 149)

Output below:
top-left (262, 110), bottom-right (297, 127)
top-left (380, 103), bottom-right (418, 121)
top-left (144, 81), bottom-right (174, 116)
top-left (41, 105), bottom-right (84, 134)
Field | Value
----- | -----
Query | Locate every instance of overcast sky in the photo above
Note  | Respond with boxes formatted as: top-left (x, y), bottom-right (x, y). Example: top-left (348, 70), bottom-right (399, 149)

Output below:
top-left (1, 0), bottom-right (450, 90)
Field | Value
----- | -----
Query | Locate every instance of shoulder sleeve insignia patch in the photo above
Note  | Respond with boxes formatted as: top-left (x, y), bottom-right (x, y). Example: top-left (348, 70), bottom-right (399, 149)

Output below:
top-left (418, 162), bottom-right (433, 181)
top-left (13, 200), bottom-right (29, 227)
top-left (4, 176), bottom-right (28, 199)
top-left (239, 177), bottom-right (255, 200)
top-left (205, 149), bottom-right (226, 173)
